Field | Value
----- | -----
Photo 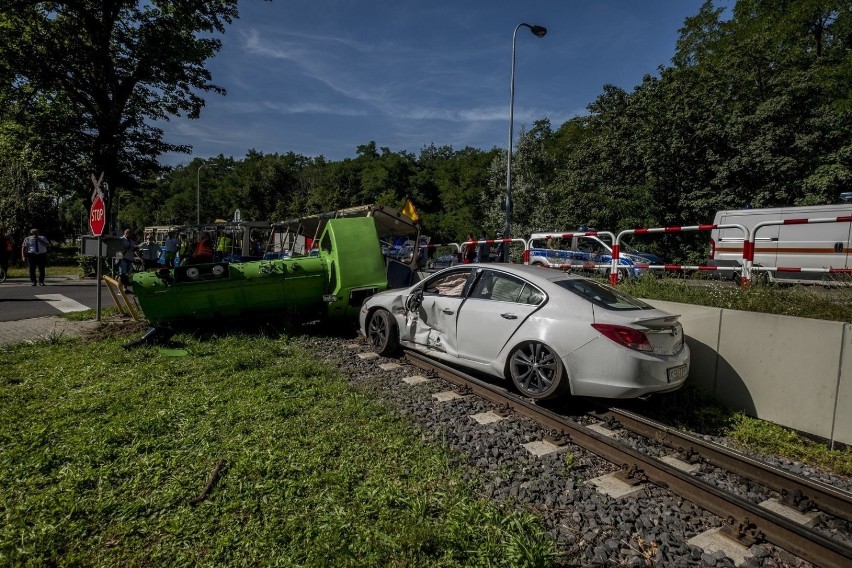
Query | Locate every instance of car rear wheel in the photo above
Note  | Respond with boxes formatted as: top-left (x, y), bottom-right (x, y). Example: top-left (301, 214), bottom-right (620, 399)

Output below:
top-left (508, 341), bottom-right (568, 399)
top-left (368, 309), bottom-right (399, 356)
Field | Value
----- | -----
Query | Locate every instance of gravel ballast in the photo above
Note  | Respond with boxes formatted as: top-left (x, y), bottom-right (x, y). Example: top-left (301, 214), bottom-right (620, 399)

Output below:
top-left (298, 329), bottom-right (851, 567)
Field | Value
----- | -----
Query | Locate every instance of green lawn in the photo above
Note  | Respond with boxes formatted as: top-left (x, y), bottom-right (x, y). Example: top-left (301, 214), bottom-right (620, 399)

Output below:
top-left (0, 331), bottom-right (558, 567)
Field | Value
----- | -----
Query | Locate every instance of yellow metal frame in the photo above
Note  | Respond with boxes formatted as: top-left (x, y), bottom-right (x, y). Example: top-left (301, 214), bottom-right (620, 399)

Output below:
top-left (102, 275), bottom-right (141, 321)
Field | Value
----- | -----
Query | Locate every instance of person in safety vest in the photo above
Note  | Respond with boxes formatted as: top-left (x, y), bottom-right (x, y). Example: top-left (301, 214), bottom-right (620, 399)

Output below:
top-left (215, 234), bottom-right (231, 261)
top-left (463, 233), bottom-right (476, 264)
top-left (189, 232), bottom-right (214, 264)
top-left (176, 234), bottom-right (191, 266)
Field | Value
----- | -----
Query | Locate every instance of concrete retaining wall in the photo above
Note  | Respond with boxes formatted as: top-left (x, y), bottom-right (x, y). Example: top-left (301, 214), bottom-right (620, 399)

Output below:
top-left (645, 300), bottom-right (851, 447)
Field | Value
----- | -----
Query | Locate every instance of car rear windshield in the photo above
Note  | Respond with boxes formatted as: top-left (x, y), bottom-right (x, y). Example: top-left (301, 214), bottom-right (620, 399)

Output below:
top-left (555, 278), bottom-right (654, 311)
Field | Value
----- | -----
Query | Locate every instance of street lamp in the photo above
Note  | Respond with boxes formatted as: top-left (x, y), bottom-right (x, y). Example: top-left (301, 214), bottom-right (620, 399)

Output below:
top-left (504, 22), bottom-right (546, 260)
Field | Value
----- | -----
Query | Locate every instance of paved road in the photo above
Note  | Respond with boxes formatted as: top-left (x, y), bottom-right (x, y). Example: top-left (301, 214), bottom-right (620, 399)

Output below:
top-left (0, 277), bottom-right (111, 344)
top-left (0, 277), bottom-right (105, 321)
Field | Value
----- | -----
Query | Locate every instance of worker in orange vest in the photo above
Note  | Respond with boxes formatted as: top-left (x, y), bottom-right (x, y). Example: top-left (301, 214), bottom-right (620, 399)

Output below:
top-left (190, 232), bottom-right (214, 264)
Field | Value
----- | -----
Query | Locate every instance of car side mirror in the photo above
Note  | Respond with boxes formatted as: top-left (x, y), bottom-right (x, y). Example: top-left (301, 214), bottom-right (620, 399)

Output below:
top-left (405, 288), bottom-right (424, 311)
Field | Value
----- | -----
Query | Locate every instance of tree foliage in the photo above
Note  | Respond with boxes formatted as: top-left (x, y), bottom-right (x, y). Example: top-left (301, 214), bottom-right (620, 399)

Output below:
top-left (3, 1), bottom-right (850, 266)
top-left (0, 0), bottom-right (241, 230)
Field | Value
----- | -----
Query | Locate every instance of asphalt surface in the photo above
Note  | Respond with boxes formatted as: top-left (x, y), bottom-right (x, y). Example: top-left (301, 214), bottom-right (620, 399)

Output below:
top-left (0, 277), bottom-right (107, 345)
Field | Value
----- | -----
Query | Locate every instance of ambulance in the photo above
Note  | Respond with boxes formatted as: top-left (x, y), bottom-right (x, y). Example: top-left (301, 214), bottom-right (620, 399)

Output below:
top-left (708, 200), bottom-right (852, 284)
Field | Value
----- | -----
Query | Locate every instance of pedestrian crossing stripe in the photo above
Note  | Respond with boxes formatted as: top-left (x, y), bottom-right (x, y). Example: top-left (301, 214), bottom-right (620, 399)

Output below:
top-left (35, 294), bottom-right (90, 313)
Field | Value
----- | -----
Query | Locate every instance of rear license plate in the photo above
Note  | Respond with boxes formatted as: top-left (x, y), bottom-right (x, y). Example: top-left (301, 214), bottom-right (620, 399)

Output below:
top-left (667, 364), bottom-right (688, 383)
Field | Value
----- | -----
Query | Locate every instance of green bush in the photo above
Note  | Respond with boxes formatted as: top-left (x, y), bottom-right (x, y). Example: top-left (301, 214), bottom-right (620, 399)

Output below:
top-left (76, 253), bottom-right (111, 278)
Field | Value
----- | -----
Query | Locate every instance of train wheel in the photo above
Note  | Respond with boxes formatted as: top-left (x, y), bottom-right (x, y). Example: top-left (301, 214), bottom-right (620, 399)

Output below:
top-left (368, 309), bottom-right (399, 356)
top-left (508, 341), bottom-right (568, 399)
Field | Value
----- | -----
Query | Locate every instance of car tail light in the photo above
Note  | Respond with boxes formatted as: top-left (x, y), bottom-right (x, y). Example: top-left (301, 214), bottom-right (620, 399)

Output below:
top-left (591, 323), bottom-right (653, 352)
top-left (709, 238), bottom-right (716, 260)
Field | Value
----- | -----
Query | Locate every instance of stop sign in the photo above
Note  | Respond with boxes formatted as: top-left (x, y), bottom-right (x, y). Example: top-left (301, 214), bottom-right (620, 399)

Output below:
top-left (90, 196), bottom-right (106, 237)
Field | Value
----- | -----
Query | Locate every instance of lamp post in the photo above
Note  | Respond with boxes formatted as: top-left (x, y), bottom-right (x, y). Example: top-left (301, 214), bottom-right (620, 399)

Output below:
top-left (504, 22), bottom-right (546, 260)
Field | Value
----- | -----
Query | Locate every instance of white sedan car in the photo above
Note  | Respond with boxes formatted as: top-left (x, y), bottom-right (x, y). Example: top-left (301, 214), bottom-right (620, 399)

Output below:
top-left (359, 264), bottom-right (689, 400)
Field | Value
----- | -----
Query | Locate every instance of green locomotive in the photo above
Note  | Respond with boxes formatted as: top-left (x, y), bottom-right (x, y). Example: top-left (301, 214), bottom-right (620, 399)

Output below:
top-left (132, 217), bottom-right (396, 327)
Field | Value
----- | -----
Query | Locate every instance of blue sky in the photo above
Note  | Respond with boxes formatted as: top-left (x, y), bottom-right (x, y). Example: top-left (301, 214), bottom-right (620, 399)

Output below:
top-left (158, 1), bottom-right (730, 167)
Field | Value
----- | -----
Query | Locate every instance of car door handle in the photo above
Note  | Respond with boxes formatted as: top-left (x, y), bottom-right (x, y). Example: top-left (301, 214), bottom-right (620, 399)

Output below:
top-left (442, 308), bottom-right (455, 315)
top-left (501, 313), bottom-right (517, 320)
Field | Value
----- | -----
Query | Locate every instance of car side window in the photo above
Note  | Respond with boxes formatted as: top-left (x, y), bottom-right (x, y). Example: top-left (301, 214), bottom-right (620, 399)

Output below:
top-left (517, 283), bottom-right (545, 305)
top-left (471, 272), bottom-right (532, 303)
top-left (424, 269), bottom-right (472, 297)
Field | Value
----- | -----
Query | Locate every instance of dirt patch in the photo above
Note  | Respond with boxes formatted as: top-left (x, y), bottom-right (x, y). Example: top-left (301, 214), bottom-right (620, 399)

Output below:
top-left (79, 318), bottom-right (150, 343)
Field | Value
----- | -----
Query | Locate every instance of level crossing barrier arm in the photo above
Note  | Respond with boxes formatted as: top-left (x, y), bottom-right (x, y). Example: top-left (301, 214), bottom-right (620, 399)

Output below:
top-left (748, 215), bottom-right (852, 279)
top-left (458, 238), bottom-right (528, 263)
top-left (614, 224), bottom-right (750, 286)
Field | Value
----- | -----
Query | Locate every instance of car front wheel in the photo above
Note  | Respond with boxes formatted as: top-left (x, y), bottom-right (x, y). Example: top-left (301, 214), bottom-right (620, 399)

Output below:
top-left (367, 309), bottom-right (399, 356)
top-left (508, 341), bottom-right (568, 399)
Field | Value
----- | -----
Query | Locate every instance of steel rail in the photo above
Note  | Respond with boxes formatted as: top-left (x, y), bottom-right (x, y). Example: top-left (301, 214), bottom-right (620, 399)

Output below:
top-left (593, 407), bottom-right (852, 523)
top-left (403, 350), bottom-right (852, 568)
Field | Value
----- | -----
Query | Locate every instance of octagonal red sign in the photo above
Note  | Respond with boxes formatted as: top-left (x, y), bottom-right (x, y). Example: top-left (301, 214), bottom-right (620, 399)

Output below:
top-left (90, 196), bottom-right (106, 237)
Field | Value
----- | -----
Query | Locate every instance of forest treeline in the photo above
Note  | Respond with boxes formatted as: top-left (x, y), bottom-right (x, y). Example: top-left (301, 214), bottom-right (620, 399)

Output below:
top-left (2, 1), bottom-right (851, 263)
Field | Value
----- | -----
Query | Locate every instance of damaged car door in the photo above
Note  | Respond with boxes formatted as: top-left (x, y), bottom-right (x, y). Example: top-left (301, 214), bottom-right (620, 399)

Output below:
top-left (405, 267), bottom-right (474, 355)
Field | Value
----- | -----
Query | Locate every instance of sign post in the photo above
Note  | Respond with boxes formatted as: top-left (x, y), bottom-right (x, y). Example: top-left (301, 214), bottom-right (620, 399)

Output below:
top-left (90, 195), bottom-right (106, 321)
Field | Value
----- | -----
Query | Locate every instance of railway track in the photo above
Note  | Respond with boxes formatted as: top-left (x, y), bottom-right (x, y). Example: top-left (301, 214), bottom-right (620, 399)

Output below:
top-left (401, 349), bottom-right (852, 568)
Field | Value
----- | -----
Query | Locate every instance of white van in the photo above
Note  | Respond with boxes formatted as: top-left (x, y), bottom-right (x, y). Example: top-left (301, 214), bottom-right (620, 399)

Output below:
top-left (709, 203), bottom-right (852, 284)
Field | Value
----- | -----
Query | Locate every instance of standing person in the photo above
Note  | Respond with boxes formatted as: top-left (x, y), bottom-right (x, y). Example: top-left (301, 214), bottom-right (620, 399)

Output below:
top-left (463, 233), bottom-right (476, 264)
top-left (138, 233), bottom-right (161, 270)
top-left (118, 229), bottom-right (138, 292)
top-left (493, 231), bottom-right (505, 263)
top-left (21, 228), bottom-right (50, 286)
top-left (0, 227), bottom-right (12, 279)
top-left (163, 231), bottom-right (179, 268)
top-left (477, 230), bottom-right (490, 263)
top-left (177, 233), bottom-right (191, 266)
top-left (190, 232), bottom-right (214, 264)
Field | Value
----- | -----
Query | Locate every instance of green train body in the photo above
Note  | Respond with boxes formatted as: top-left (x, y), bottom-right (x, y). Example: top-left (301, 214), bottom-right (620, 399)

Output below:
top-left (132, 217), bottom-right (389, 326)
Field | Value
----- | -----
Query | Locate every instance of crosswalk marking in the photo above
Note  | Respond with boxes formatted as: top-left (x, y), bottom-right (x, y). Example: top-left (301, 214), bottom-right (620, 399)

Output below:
top-left (35, 294), bottom-right (90, 313)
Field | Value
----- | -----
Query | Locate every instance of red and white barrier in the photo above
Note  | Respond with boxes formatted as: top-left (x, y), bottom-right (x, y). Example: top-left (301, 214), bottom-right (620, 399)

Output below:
top-left (422, 242), bottom-right (461, 253)
top-left (747, 216), bottom-right (852, 281)
top-left (459, 238), bottom-right (527, 263)
top-left (615, 224), bottom-right (750, 286)
top-left (522, 230), bottom-right (617, 267)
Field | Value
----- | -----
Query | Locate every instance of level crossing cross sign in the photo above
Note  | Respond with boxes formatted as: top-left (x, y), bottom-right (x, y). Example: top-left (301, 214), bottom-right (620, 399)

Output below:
top-left (90, 196), bottom-right (106, 237)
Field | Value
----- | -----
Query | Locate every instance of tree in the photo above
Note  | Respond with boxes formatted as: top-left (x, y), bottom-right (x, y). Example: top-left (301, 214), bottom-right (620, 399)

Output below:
top-left (0, 155), bottom-right (61, 247)
top-left (0, 0), bottom-right (242, 230)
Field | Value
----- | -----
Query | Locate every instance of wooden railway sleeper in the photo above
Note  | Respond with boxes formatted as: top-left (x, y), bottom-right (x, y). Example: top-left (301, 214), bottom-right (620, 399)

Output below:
top-left (614, 463), bottom-right (647, 486)
top-left (780, 488), bottom-right (817, 513)
top-left (720, 516), bottom-right (765, 547)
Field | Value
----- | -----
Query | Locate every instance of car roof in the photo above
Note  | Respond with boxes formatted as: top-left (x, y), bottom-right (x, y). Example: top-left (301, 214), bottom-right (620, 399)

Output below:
top-left (442, 263), bottom-right (585, 288)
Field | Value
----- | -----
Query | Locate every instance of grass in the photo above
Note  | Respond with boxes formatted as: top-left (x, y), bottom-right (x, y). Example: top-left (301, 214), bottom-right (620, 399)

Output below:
top-left (59, 307), bottom-right (121, 322)
top-left (5, 264), bottom-right (82, 279)
top-left (0, 330), bottom-right (560, 567)
top-left (618, 275), bottom-right (852, 322)
top-left (627, 386), bottom-right (852, 476)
